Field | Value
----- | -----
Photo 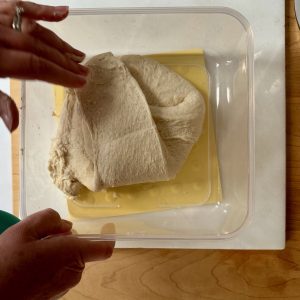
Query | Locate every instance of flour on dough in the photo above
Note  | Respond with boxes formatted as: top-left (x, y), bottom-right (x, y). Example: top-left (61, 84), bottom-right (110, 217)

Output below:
top-left (49, 52), bottom-right (205, 196)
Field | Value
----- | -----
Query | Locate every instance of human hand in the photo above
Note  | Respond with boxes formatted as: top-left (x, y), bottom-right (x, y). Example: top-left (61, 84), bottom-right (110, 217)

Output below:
top-left (0, 90), bottom-right (18, 132)
top-left (0, 209), bottom-right (115, 300)
top-left (0, 1), bottom-right (90, 132)
top-left (0, 0), bottom-right (89, 87)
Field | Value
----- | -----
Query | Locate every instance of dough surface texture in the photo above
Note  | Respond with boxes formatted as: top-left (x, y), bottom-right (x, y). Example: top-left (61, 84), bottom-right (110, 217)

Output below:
top-left (49, 53), bottom-right (205, 196)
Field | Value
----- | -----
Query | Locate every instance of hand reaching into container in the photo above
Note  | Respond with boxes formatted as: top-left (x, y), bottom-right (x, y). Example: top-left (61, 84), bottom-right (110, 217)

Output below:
top-left (0, 209), bottom-right (115, 300)
top-left (0, 1), bottom-right (89, 132)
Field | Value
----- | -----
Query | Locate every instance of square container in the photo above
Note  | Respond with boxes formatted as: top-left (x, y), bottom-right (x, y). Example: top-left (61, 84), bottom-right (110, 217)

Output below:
top-left (20, 7), bottom-right (254, 241)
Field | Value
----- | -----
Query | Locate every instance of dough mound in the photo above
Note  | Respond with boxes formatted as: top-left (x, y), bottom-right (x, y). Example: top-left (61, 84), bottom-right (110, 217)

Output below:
top-left (49, 53), bottom-right (205, 196)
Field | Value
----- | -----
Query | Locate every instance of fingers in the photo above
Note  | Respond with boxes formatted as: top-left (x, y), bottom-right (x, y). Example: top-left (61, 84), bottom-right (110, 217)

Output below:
top-left (0, 90), bottom-right (19, 132)
top-left (77, 238), bottom-right (115, 263)
top-left (0, 1), bottom-right (69, 22)
top-left (0, 17), bottom-right (85, 63)
top-left (50, 235), bottom-right (115, 263)
top-left (0, 26), bottom-right (88, 76)
top-left (18, 208), bottom-right (73, 239)
top-left (28, 22), bottom-right (85, 62)
top-left (45, 223), bottom-right (115, 263)
top-left (78, 223), bottom-right (116, 262)
top-left (0, 47), bottom-right (87, 88)
top-left (0, 1), bottom-right (85, 62)
top-left (0, 1), bottom-right (87, 81)
top-left (21, 2), bottom-right (69, 22)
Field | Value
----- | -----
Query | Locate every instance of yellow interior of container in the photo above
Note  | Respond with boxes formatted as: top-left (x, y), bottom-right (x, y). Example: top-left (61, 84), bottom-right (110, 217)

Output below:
top-left (53, 49), bottom-right (222, 218)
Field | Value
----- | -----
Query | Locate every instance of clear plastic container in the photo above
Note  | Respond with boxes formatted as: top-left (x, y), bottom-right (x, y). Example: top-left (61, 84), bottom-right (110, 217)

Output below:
top-left (20, 7), bottom-right (254, 241)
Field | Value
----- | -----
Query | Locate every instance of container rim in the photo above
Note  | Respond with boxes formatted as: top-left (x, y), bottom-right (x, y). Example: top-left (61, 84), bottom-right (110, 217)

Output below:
top-left (68, 6), bottom-right (251, 32)
top-left (20, 6), bottom-right (255, 242)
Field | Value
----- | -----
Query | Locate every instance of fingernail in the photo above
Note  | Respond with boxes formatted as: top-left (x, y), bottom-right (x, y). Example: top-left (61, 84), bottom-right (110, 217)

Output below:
top-left (63, 219), bottom-right (73, 226)
top-left (54, 6), bottom-right (69, 17)
top-left (61, 219), bottom-right (73, 231)
top-left (76, 51), bottom-right (86, 58)
top-left (67, 52), bottom-right (86, 63)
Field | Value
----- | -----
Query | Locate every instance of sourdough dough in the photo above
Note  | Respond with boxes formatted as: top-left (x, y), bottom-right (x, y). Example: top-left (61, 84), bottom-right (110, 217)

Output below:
top-left (48, 52), bottom-right (205, 196)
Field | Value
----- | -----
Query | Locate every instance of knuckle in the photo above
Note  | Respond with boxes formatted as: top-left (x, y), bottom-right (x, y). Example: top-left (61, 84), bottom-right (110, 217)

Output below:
top-left (30, 21), bottom-right (41, 33)
top-left (28, 54), bottom-right (46, 76)
top-left (43, 208), bottom-right (61, 221)
top-left (23, 20), bottom-right (37, 34)
top-left (62, 264), bottom-right (84, 288)
top-left (28, 54), bottom-right (40, 75)
top-left (69, 249), bottom-right (85, 269)
top-left (56, 267), bottom-right (83, 294)
top-left (49, 31), bottom-right (63, 49)
top-left (57, 37), bottom-right (68, 51)
top-left (52, 47), bottom-right (68, 66)
top-left (63, 54), bottom-right (73, 69)
top-left (69, 272), bottom-right (83, 288)
top-left (33, 39), bottom-right (45, 56)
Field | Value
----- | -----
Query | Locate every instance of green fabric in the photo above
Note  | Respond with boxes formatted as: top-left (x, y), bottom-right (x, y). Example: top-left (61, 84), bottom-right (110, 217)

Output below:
top-left (0, 210), bottom-right (20, 234)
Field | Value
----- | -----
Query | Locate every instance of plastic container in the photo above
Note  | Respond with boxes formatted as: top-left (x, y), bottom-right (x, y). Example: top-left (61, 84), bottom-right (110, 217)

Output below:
top-left (20, 7), bottom-right (254, 241)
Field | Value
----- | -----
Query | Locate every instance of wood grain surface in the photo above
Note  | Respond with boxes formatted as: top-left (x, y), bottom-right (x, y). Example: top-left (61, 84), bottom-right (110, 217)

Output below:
top-left (9, 1), bottom-right (299, 299)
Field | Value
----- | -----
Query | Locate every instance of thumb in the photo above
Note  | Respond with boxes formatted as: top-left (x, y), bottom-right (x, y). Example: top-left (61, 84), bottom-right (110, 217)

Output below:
top-left (0, 90), bottom-right (19, 132)
top-left (44, 223), bottom-right (115, 263)
top-left (77, 223), bottom-right (116, 262)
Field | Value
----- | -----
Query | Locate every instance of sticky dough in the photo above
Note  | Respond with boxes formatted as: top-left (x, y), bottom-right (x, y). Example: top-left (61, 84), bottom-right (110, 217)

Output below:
top-left (48, 53), bottom-right (205, 196)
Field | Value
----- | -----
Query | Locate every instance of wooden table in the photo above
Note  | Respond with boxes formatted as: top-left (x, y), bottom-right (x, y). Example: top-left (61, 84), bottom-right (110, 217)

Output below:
top-left (10, 1), bottom-right (299, 299)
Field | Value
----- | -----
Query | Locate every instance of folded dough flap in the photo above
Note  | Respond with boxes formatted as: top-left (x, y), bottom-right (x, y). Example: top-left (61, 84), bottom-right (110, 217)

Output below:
top-left (120, 54), bottom-right (205, 179)
top-left (96, 127), bottom-right (169, 187)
